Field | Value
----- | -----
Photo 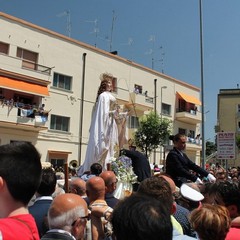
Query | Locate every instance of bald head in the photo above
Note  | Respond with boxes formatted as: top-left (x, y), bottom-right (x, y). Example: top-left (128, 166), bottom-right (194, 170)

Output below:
top-left (48, 193), bottom-right (88, 238)
top-left (159, 175), bottom-right (176, 194)
top-left (49, 193), bottom-right (88, 218)
top-left (86, 176), bottom-right (105, 201)
top-left (100, 171), bottom-right (116, 183)
top-left (100, 171), bottom-right (117, 193)
top-left (69, 178), bottom-right (86, 196)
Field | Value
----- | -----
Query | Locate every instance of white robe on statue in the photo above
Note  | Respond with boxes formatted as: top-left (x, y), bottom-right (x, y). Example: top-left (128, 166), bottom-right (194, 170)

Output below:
top-left (78, 91), bottom-right (119, 176)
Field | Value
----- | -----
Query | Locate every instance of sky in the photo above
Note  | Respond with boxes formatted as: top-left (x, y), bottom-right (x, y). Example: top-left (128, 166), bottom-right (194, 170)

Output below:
top-left (1, 0), bottom-right (240, 142)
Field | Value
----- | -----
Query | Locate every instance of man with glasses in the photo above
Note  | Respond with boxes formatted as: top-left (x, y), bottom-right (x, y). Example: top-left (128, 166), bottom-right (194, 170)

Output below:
top-left (41, 193), bottom-right (89, 240)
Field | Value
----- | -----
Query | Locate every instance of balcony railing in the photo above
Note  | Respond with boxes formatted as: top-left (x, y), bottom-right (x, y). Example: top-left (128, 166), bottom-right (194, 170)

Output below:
top-left (129, 92), bottom-right (154, 111)
top-left (0, 101), bottom-right (48, 131)
top-left (175, 108), bottom-right (201, 124)
top-left (22, 60), bottom-right (52, 75)
top-left (186, 136), bottom-right (202, 145)
top-left (0, 54), bottom-right (52, 82)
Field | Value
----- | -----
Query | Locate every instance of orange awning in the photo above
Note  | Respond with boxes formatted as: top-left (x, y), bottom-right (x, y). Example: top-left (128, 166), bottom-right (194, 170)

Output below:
top-left (177, 92), bottom-right (201, 105)
top-left (0, 76), bottom-right (49, 96)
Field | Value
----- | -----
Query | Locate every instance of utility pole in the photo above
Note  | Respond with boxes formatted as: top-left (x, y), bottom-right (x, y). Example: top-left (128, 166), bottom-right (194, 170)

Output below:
top-left (199, 0), bottom-right (206, 169)
top-left (110, 10), bottom-right (116, 52)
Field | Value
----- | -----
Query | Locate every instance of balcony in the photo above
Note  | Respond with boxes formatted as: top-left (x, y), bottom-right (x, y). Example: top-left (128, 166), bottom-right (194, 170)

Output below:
top-left (175, 108), bottom-right (201, 124)
top-left (129, 92), bottom-right (154, 111)
top-left (112, 87), bottom-right (130, 106)
top-left (0, 104), bottom-right (48, 132)
top-left (0, 54), bottom-right (52, 83)
top-left (186, 137), bottom-right (202, 150)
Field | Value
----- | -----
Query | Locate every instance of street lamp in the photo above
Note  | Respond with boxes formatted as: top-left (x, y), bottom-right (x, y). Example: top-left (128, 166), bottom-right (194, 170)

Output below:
top-left (199, 0), bottom-right (206, 169)
top-left (160, 86), bottom-right (167, 165)
top-left (161, 86), bottom-right (167, 121)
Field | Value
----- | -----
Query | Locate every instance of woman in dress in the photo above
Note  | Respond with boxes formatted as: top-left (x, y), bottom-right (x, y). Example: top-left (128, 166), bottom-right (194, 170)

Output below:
top-left (78, 73), bottom-right (128, 176)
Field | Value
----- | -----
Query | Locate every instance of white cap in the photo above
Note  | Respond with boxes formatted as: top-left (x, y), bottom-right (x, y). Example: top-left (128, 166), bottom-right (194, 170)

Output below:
top-left (180, 183), bottom-right (204, 202)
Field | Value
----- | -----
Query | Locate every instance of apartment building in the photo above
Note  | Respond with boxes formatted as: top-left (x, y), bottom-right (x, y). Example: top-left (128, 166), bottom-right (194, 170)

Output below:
top-left (0, 12), bottom-right (202, 168)
top-left (216, 88), bottom-right (240, 167)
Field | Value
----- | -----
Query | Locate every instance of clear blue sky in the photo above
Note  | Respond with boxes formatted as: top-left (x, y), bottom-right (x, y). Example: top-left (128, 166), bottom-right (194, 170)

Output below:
top-left (1, 0), bottom-right (240, 142)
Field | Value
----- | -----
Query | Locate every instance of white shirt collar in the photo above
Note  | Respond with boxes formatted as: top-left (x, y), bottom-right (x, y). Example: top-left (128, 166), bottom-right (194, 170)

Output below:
top-left (34, 196), bottom-right (53, 202)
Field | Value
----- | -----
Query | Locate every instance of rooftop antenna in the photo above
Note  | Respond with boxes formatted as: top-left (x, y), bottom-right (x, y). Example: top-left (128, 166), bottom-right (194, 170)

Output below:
top-left (148, 35), bottom-right (156, 69)
top-left (57, 10), bottom-right (71, 37)
top-left (159, 45), bottom-right (165, 73)
top-left (121, 37), bottom-right (134, 60)
top-left (85, 19), bottom-right (99, 47)
top-left (120, 37), bottom-right (134, 46)
top-left (109, 10), bottom-right (117, 52)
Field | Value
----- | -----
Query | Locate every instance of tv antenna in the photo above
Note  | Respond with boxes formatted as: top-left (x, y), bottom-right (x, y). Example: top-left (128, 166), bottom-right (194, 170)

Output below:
top-left (121, 37), bottom-right (134, 46)
top-left (85, 19), bottom-right (99, 47)
top-left (57, 10), bottom-right (71, 37)
top-left (148, 35), bottom-right (156, 69)
top-left (159, 46), bottom-right (165, 73)
top-left (109, 10), bottom-right (117, 52)
top-left (121, 37), bottom-right (134, 60)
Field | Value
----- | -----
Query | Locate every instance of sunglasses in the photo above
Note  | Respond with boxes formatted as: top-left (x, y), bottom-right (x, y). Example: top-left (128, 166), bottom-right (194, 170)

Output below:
top-left (71, 214), bottom-right (90, 226)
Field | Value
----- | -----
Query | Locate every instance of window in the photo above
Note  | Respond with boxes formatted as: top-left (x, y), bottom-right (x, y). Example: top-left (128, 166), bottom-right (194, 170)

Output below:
top-left (188, 130), bottom-right (195, 138)
top-left (237, 104), bottom-right (240, 112)
top-left (178, 128), bottom-right (186, 135)
top-left (53, 73), bottom-right (72, 91)
top-left (162, 103), bottom-right (171, 116)
top-left (17, 47), bottom-right (38, 70)
top-left (238, 122), bottom-right (240, 132)
top-left (112, 77), bottom-right (117, 93)
top-left (134, 84), bottom-right (143, 94)
top-left (10, 140), bottom-right (31, 144)
top-left (50, 115), bottom-right (70, 132)
top-left (0, 88), bottom-right (3, 99)
top-left (128, 116), bottom-right (139, 129)
top-left (0, 42), bottom-right (9, 55)
top-left (51, 159), bottom-right (65, 168)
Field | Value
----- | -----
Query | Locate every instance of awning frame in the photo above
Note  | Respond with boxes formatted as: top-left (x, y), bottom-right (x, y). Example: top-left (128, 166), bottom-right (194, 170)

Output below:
top-left (177, 92), bottom-right (202, 106)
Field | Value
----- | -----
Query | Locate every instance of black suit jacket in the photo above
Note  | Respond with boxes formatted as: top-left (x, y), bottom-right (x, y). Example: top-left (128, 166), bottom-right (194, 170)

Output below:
top-left (123, 149), bottom-right (151, 183)
top-left (166, 147), bottom-right (208, 187)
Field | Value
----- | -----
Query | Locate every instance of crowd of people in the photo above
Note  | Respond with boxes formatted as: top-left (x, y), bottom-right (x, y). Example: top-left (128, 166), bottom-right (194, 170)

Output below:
top-left (1, 140), bottom-right (240, 240)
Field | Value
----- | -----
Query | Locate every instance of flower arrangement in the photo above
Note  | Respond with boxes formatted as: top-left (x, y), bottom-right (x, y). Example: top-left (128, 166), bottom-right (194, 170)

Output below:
top-left (110, 155), bottom-right (138, 184)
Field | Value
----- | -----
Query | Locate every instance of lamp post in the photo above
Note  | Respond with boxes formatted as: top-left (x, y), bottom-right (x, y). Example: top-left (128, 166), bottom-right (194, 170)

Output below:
top-left (161, 86), bottom-right (167, 121)
top-left (160, 86), bottom-right (167, 164)
top-left (154, 79), bottom-right (157, 164)
top-left (199, 0), bottom-right (206, 169)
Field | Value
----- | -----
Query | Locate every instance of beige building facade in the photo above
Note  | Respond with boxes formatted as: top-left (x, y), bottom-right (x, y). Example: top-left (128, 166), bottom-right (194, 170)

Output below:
top-left (0, 12), bottom-right (202, 168)
top-left (216, 89), bottom-right (240, 167)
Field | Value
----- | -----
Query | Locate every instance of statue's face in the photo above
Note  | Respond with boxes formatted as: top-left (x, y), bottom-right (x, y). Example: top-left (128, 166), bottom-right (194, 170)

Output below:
top-left (106, 80), bottom-right (113, 92)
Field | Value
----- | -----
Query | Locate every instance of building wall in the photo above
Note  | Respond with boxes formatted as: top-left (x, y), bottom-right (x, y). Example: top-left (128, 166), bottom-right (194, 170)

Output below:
top-left (0, 12), bottom-right (202, 167)
top-left (217, 89), bottom-right (240, 167)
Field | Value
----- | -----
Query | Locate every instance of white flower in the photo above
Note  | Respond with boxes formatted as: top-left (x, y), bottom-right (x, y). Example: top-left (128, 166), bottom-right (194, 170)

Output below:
top-left (110, 155), bottom-right (138, 184)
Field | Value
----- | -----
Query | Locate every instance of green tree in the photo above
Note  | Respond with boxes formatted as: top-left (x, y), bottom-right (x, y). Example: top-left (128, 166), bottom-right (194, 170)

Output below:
top-left (206, 140), bottom-right (217, 156)
top-left (134, 111), bottom-right (172, 157)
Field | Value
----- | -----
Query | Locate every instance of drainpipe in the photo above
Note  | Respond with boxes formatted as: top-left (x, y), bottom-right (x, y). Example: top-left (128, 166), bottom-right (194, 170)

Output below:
top-left (78, 53), bottom-right (87, 166)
